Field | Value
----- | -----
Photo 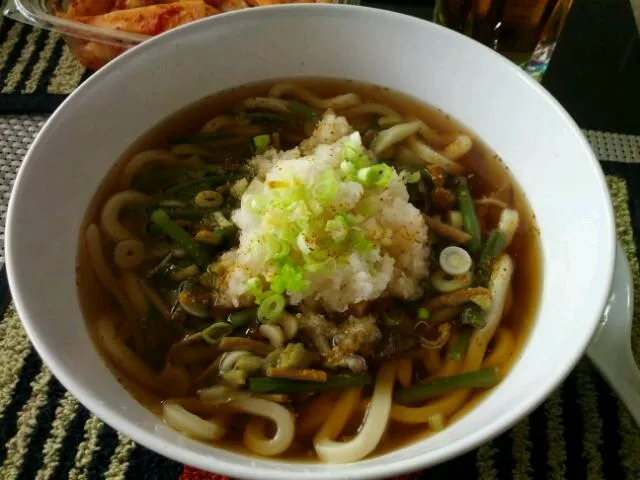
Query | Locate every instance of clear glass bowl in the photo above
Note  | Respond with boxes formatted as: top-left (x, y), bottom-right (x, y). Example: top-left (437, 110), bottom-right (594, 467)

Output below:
top-left (2, 0), bottom-right (355, 70)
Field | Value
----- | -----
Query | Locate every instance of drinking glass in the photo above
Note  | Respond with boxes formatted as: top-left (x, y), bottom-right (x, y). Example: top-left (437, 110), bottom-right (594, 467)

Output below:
top-left (434, 0), bottom-right (574, 80)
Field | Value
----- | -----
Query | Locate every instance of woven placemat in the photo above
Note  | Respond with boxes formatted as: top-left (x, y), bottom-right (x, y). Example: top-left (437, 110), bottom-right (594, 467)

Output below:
top-left (0, 174), bottom-right (637, 479)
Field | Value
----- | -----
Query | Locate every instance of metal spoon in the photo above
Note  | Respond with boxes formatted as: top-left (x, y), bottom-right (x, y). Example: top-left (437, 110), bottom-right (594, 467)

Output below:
top-left (587, 241), bottom-right (640, 425)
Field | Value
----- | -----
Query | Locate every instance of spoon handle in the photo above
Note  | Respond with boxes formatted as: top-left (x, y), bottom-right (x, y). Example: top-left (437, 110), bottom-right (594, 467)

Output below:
top-left (592, 347), bottom-right (640, 425)
top-left (587, 242), bottom-right (640, 425)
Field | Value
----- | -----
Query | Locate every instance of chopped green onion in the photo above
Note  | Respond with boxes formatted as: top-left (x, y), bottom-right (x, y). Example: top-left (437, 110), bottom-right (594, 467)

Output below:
top-left (418, 307), bottom-right (430, 320)
top-left (194, 190), bottom-right (224, 209)
top-left (227, 307), bottom-right (258, 328)
top-left (456, 178), bottom-right (482, 254)
top-left (212, 211), bottom-right (233, 229)
top-left (230, 178), bottom-right (249, 199)
top-left (253, 134), bottom-right (271, 155)
top-left (357, 164), bottom-right (394, 188)
top-left (202, 322), bottom-right (233, 344)
top-left (350, 230), bottom-right (373, 252)
top-left (311, 171), bottom-right (339, 205)
top-left (248, 374), bottom-right (372, 394)
top-left (296, 233), bottom-right (312, 255)
top-left (270, 260), bottom-right (309, 294)
top-left (400, 170), bottom-right (422, 184)
top-left (326, 215), bottom-right (349, 243)
top-left (357, 198), bottom-right (376, 216)
top-left (264, 234), bottom-right (290, 259)
top-left (439, 246), bottom-right (473, 276)
top-left (340, 160), bottom-right (357, 177)
top-left (246, 277), bottom-right (267, 302)
top-left (340, 142), bottom-right (370, 169)
top-left (395, 367), bottom-right (501, 405)
top-left (150, 209), bottom-right (211, 269)
top-left (257, 293), bottom-right (286, 323)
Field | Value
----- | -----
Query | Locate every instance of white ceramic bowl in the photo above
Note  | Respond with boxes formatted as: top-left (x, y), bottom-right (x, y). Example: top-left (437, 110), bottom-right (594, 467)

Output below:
top-left (5, 4), bottom-right (615, 479)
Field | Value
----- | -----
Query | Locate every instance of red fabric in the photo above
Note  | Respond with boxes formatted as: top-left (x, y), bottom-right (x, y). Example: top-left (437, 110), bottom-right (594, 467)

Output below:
top-left (180, 466), bottom-right (230, 480)
top-left (180, 466), bottom-right (422, 480)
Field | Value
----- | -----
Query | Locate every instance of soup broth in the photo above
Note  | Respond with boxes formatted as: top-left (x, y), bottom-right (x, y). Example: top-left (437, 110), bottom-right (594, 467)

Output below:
top-left (77, 78), bottom-right (541, 462)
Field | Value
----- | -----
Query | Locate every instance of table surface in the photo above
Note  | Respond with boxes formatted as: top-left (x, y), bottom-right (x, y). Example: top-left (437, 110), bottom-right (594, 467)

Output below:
top-left (364, 0), bottom-right (640, 135)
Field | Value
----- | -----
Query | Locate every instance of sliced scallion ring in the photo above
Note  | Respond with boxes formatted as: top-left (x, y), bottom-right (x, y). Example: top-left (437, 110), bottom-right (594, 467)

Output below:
top-left (257, 293), bottom-right (286, 323)
top-left (439, 246), bottom-right (472, 276)
top-left (253, 134), bottom-right (271, 154)
top-left (356, 164), bottom-right (394, 188)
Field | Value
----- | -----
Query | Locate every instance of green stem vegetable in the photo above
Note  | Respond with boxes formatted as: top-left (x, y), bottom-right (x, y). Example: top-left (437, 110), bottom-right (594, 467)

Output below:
top-left (448, 326), bottom-right (473, 361)
top-left (165, 174), bottom-right (238, 196)
top-left (150, 209), bottom-right (211, 269)
top-left (288, 101), bottom-right (318, 123)
top-left (227, 307), bottom-right (258, 328)
top-left (395, 367), bottom-right (501, 405)
top-left (456, 178), bottom-right (482, 254)
top-left (461, 304), bottom-right (486, 328)
top-left (244, 111), bottom-right (300, 125)
top-left (257, 294), bottom-right (286, 323)
top-left (475, 229), bottom-right (507, 287)
top-left (161, 207), bottom-right (224, 221)
top-left (248, 374), bottom-right (372, 394)
top-left (202, 322), bottom-right (233, 344)
top-left (169, 131), bottom-right (231, 145)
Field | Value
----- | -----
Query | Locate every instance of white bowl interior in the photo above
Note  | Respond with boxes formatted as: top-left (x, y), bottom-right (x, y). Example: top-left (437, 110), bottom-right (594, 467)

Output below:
top-left (6, 5), bottom-right (615, 480)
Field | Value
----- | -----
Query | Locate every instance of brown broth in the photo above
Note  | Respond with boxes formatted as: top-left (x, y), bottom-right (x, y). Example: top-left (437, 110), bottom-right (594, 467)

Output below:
top-left (77, 77), bottom-right (542, 461)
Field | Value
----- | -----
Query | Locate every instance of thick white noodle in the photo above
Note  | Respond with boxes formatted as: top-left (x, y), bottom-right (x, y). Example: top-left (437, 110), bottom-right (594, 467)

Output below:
top-left (120, 150), bottom-right (178, 189)
top-left (162, 401), bottom-right (226, 441)
top-left (241, 97), bottom-right (291, 114)
top-left (278, 313), bottom-right (298, 340)
top-left (268, 83), bottom-right (361, 110)
top-left (371, 121), bottom-right (421, 155)
top-left (406, 136), bottom-right (464, 175)
top-left (230, 397), bottom-right (295, 456)
top-left (441, 134), bottom-right (473, 161)
top-left (100, 190), bottom-right (150, 242)
top-left (97, 314), bottom-right (164, 393)
top-left (314, 363), bottom-right (396, 463)
top-left (259, 324), bottom-right (285, 347)
top-left (464, 254), bottom-right (514, 370)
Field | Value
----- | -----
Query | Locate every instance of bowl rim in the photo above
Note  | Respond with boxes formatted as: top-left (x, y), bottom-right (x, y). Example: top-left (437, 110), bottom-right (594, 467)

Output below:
top-left (6, 4), bottom-right (616, 479)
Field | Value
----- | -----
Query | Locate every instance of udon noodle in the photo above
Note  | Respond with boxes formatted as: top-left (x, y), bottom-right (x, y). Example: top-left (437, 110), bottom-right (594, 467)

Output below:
top-left (77, 78), bottom-right (541, 462)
